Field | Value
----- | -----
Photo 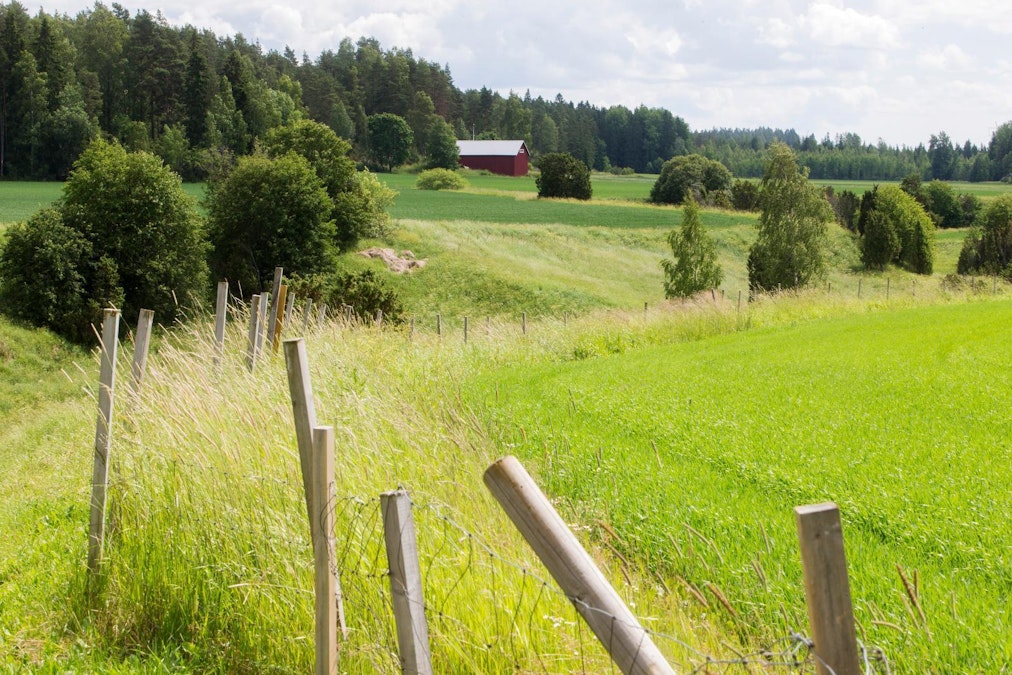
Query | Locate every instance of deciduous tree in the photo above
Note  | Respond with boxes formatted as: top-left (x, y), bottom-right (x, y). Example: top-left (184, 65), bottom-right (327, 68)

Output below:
top-left (661, 197), bottom-right (723, 298)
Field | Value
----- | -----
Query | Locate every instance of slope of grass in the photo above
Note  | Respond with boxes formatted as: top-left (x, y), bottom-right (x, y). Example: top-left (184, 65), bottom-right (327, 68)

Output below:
top-left (462, 296), bottom-right (1012, 671)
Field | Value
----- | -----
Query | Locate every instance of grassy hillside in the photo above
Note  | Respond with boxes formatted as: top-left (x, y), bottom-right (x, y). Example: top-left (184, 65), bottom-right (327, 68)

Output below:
top-left (1, 173), bottom-right (1010, 671)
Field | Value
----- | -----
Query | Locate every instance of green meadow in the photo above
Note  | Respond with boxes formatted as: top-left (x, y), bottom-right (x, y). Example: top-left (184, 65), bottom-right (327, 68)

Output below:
top-left (1, 172), bottom-right (1011, 671)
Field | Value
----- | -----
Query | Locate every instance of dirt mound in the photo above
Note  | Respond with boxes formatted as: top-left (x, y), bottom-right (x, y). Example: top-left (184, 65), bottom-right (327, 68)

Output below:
top-left (358, 247), bottom-right (427, 273)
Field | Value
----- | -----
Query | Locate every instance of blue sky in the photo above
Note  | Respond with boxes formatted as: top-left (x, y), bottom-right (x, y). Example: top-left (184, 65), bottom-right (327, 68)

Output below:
top-left (41, 0), bottom-right (1012, 148)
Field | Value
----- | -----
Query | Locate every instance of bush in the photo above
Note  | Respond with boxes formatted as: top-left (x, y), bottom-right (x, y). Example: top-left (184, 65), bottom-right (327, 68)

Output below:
top-left (730, 179), bottom-right (760, 211)
top-left (416, 168), bottom-right (468, 191)
top-left (650, 154), bottom-right (731, 206)
top-left (957, 194), bottom-right (1012, 275)
top-left (864, 185), bottom-right (935, 274)
top-left (0, 139), bottom-right (208, 341)
top-left (207, 153), bottom-right (336, 294)
top-left (325, 269), bottom-right (404, 323)
top-left (0, 209), bottom-right (123, 343)
top-left (535, 152), bottom-right (592, 200)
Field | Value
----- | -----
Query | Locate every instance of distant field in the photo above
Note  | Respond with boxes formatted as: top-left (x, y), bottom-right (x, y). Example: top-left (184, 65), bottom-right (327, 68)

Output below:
top-left (814, 178), bottom-right (1012, 201)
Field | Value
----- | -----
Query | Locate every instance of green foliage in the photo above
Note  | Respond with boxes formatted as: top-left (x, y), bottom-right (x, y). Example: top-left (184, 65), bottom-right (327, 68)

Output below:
top-left (650, 154), bottom-right (732, 206)
top-left (326, 269), bottom-right (404, 322)
top-left (923, 180), bottom-right (963, 229)
top-left (367, 112), bottom-right (414, 172)
top-left (206, 153), bottom-right (335, 293)
top-left (535, 152), bottom-right (592, 200)
top-left (957, 194), bottom-right (1012, 275)
top-left (825, 187), bottom-right (860, 231)
top-left (747, 143), bottom-right (833, 292)
top-left (416, 168), bottom-right (468, 191)
top-left (730, 179), bottom-right (760, 211)
top-left (660, 198), bottom-right (723, 298)
top-left (0, 139), bottom-right (206, 340)
top-left (867, 185), bottom-right (935, 274)
top-left (424, 118), bottom-right (461, 170)
top-left (861, 210), bottom-right (900, 270)
top-left (0, 208), bottom-right (122, 342)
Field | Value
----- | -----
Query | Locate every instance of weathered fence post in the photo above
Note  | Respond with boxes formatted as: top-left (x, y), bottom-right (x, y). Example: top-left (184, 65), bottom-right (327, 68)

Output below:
top-left (376, 309), bottom-right (383, 327)
top-left (436, 314), bottom-right (442, 337)
top-left (886, 277), bottom-right (890, 300)
top-left (256, 294), bottom-right (269, 358)
top-left (284, 289), bottom-right (296, 331)
top-left (273, 285), bottom-right (289, 351)
top-left (463, 316), bottom-right (468, 343)
top-left (858, 278), bottom-right (862, 298)
top-left (283, 339), bottom-right (318, 539)
top-left (130, 308), bottom-right (154, 393)
top-left (795, 503), bottom-right (860, 675)
top-left (88, 309), bottom-right (121, 575)
top-left (522, 312), bottom-right (527, 336)
top-left (563, 311), bottom-right (568, 327)
top-left (737, 289), bottom-right (742, 313)
top-left (267, 266), bottom-right (283, 348)
top-left (317, 304), bottom-right (327, 328)
top-left (303, 298), bottom-right (314, 335)
top-left (484, 456), bottom-right (676, 675)
top-left (246, 294), bottom-right (261, 371)
top-left (381, 490), bottom-right (433, 675)
top-left (313, 426), bottom-right (339, 674)
top-left (214, 281), bottom-right (228, 364)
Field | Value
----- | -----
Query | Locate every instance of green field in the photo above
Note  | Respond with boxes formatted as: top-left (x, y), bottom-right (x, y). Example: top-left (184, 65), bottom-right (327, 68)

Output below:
top-left (1, 171), bottom-right (1011, 671)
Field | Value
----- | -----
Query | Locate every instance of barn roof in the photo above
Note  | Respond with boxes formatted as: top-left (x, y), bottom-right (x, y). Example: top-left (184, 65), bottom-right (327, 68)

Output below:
top-left (457, 140), bottom-right (528, 157)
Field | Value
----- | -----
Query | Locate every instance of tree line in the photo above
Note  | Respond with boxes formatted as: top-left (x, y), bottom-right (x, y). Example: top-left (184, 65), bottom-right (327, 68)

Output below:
top-left (2, 1), bottom-right (1012, 181)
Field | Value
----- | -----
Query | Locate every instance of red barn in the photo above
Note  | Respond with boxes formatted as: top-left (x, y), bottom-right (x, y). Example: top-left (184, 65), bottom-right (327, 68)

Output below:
top-left (456, 140), bottom-right (530, 176)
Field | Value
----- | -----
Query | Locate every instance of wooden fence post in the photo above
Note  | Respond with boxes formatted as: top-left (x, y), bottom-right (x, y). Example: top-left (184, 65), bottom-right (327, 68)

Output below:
top-left (886, 277), bottom-right (890, 300)
top-left (795, 503), bottom-right (860, 675)
top-left (256, 294), bottom-right (269, 358)
top-left (214, 281), bottom-right (228, 364)
top-left (246, 294), bottom-right (260, 371)
top-left (313, 426), bottom-right (339, 675)
top-left (130, 308), bottom-right (154, 393)
top-left (436, 314), bottom-right (442, 337)
top-left (267, 266), bottom-right (283, 348)
top-left (376, 309), bottom-right (383, 327)
top-left (317, 304), bottom-right (327, 328)
top-left (273, 285), bottom-right (289, 351)
top-left (858, 278), bottom-right (862, 298)
top-left (284, 289), bottom-right (296, 331)
top-left (522, 312), bottom-right (527, 336)
top-left (737, 290), bottom-right (742, 313)
top-left (463, 316), bottom-right (468, 343)
top-left (88, 309), bottom-right (121, 574)
top-left (381, 490), bottom-right (433, 675)
top-left (303, 298), bottom-right (314, 335)
top-left (283, 339), bottom-right (318, 541)
top-left (484, 456), bottom-right (675, 675)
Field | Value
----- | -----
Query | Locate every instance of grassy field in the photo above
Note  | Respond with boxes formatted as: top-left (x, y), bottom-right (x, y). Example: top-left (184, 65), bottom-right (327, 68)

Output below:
top-left (1, 170), bottom-right (1010, 671)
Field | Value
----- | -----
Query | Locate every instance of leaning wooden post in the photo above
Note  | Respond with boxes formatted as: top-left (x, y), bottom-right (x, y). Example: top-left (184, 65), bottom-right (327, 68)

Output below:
top-left (88, 309), bottom-right (121, 574)
top-left (484, 456), bottom-right (675, 675)
top-left (255, 294), bottom-right (270, 361)
top-left (313, 426), bottom-right (339, 674)
top-left (214, 281), bottom-right (228, 364)
top-left (267, 266), bottom-right (284, 348)
top-left (246, 294), bottom-right (261, 371)
top-left (381, 490), bottom-right (433, 675)
top-left (737, 289), bottom-right (742, 312)
top-left (795, 503), bottom-right (860, 675)
top-left (130, 308), bottom-right (154, 393)
top-left (284, 339), bottom-right (318, 541)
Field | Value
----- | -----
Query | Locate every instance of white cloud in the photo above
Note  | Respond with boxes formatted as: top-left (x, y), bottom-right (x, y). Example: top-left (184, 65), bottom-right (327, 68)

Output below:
top-left (801, 3), bottom-right (900, 49)
top-left (917, 44), bottom-right (974, 71)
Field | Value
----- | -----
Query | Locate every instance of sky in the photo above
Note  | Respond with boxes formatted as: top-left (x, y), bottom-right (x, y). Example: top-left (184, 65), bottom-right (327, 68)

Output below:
top-left (40, 0), bottom-right (1012, 148)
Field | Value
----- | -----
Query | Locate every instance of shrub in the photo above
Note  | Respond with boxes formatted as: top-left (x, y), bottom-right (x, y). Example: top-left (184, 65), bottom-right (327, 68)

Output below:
top-left (866, 185), bottom-right (935, 274)
top-left (0, 139), bottom-right (207, 341)
top-left (730, 179), bottom-right (760, 211)
top-left (324, 269), bottom-right (404, 323)
top-left (416, 168), bottom-right (468, 191)
top-left (535, 153), bottom-right (592, 200)
top-left (661, 197), bottom-right (723, 298)
top-left (206, 153), bottom-right (336, 293)
top-left (0, 208), bottom-right (123, 342)
top-left (650, 154), bottom-right (732, 206)
top-left (957, 194), bottom-right (1012, 275)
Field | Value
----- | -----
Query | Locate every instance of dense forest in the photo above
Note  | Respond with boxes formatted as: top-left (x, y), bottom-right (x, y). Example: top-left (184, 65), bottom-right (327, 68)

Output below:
top-left (2, 1), bottom-right (1012, 182)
